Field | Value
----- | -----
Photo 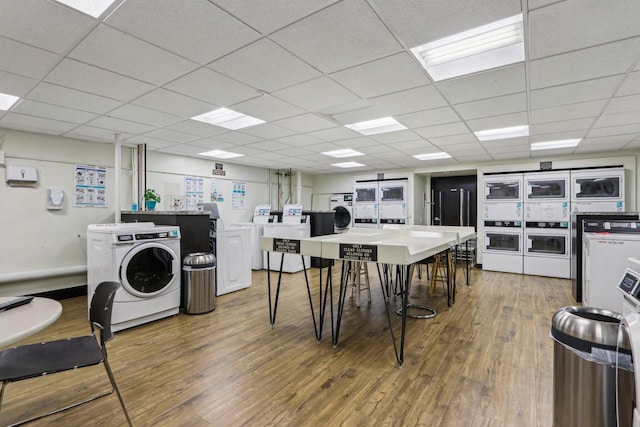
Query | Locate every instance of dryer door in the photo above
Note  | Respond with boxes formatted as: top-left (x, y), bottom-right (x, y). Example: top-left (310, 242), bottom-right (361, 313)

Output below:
top-left (333, 206), bottom-right (351, 230)
top-left (120, 242), bottom-right (179, 298)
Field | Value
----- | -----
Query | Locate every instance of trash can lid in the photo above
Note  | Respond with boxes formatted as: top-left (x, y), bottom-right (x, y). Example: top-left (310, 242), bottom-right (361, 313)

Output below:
top-left (551, 306), bottom-right (630, 353)
top-left (183, 252), bottom-right (216, 267)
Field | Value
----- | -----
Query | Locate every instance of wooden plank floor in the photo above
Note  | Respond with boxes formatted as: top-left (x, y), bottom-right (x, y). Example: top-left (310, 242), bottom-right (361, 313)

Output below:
top-left (1, 264), bottom-right (573, 426)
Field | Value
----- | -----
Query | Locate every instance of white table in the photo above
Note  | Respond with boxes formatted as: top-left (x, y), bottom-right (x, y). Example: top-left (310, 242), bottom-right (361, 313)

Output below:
top-left (0, 297), bottom-right (63, 348)
top-left (261, 227), bottom-right (466, 365)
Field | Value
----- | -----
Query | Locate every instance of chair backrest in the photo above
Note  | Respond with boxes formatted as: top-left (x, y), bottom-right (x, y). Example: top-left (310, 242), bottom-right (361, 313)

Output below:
top-left (89, 281), bottom-right (120, 344)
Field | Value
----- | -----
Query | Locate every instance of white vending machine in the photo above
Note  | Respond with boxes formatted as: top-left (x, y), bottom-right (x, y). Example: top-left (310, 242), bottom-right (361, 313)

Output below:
top-left (378, 179), bottom-right (408, 226)
top-left (353, 182), bottom-right (379, 228)
top-left (263, 204), bottom-right (310, 273)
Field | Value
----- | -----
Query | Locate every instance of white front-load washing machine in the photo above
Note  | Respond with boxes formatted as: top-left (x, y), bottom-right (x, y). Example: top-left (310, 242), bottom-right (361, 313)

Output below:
top-left (330, 193), bottom-right (353, 233)
top-left (87, 222), bottom-right (181, 332)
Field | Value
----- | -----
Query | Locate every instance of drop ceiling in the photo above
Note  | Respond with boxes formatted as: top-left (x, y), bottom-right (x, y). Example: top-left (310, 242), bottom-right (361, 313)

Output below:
top-left (0, 0), bottom-right (639, 174)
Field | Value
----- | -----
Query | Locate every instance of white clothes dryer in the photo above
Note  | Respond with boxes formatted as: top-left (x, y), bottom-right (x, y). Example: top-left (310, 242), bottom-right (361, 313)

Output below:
top-left (87, 222), bottom-right (181, 332)
top-left (330, 193), bottom-right (353, 233)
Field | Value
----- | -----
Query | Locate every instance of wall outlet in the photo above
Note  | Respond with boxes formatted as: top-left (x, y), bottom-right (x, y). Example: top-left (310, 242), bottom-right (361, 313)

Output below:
top-left (0, 151), bottom-right (4, 166)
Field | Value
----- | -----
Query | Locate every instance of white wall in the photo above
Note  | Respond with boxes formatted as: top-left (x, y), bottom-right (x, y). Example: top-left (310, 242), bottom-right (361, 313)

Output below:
top-left (0, 129), bottom-right (315, 295)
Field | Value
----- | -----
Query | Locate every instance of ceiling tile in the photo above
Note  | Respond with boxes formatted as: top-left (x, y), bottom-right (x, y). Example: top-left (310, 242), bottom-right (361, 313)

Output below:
top-left (396, 107), bottom-right (460, 128)
top-left (69, 25), bottom-right (198, 86)
top-left (530, 38), bottom-right (640, 89)
top-left (305, 127), bottom-right (361, 141)
top-left (413, 122), bottom-right (469, 139)
top-left (231, 95), bottom-right (305, 121)
top-left (26, 82), bottom-right (122, 114)
top-left (531, 118), bottom-right (596, 135)
top-left (455, 92), bottom-right (527, 120)
top-left (214, 131), bottom-right (261, 145)
top-left (0, 1), bottom-right (94, 53)
top-left (587, 124), bottom-right (640, 138)
top-left (465, 112), bottom-right (528, 132)
top-left (66, 126), bottom-right (134, 143)
top-left (575, 135), bottom-right (637, 153)
top-left (531, 131), bottom-right (586, 142)
top-left (604, 93), bottom-right (640, 115)
top-left (12, 100), bottom-right (97, 124)
top-left (369, 0), bottom-right (521, 48)
top-left (0, 36), bottom-right (59, 79)
top-left (210, 0), bottom-right (338, 34)
top-left (275, 134), bottom-right (324, 146)
top-left (164, 120), bottom-right (228, 138)
top-left (443, 143), bottom-right (486, 153)
top-left (529, 0), bottom-right (640, 60)
top-left (209, 38), bottom-right (322, 93)
top-left (273, 76), bottom-right (362, 112)
top-left (186, 138), bottom-right (234, 150)
top-left (331, 52), bottom-right (431, 98)
top-left (238, 123), bottom-right (296, 139)
top-left (106, 0), bottom-right (260, 65)
top-left (428, 133), bottom-right (479, 146)
top-left (271, 0), bottom-right (402, 73)
top-left (244, 140), bottom-right (292, 152)
top-left (617, 71), bottom-right (640, 96)
top-left (530, 75), bottom-right (623, 109)
top-left (0, 112), bottom-right (77, 134)
top-left (44, 59), bottom-right (155, 102)
top-left (107, 105), bottom-right (183, 128)
top-left (158, 144), bottom-right (212, 156)
top-left (531, 100), bottom-right (607, 124)
top-left (593, 111), bottom-right (640, 128)
top-left (165, 67), bottom-right (258, 107)
top-left (370, 130), bottom-right (422, 144)
top-left (272, 113), bottom-right (337, 133)
top-left (142, 129), bottom-right (200, 143)
top-left (491, 152), bottom-right (531, 160)
top-left (85, 116), bottom-right (155, 135)
top-left (132, 89), bottom-right (215, 118)
top-left (436, 64), bottom-right (526, 104)
top-left (390, 139), bottom-right (434, 151)
top-left (0, 71), bottom-right (36, 97)
top-left (124, 135), bottom-right (180, 149)
top-left (369, 85), bottom-right (448, 116)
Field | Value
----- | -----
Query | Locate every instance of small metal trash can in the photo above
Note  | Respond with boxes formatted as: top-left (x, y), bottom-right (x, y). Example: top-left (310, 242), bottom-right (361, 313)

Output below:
top-left (183, 252), bottom-right (216, 314)
top-left (551, 306), bottom-right (634, 427)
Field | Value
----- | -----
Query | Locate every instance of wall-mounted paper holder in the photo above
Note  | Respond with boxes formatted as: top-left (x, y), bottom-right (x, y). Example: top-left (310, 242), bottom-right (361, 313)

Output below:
top-left (6, 165), bottom-right (38, 186)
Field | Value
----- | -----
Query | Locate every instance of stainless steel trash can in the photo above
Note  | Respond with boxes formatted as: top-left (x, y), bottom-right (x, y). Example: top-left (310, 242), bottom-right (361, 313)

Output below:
top-left (183, 252), bottom-right (216, 314)
top-left (551, 306), bottom-right (634, 427)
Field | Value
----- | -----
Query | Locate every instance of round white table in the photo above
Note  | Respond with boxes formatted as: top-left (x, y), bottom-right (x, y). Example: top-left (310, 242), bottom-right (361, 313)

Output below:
top-left (0, 297), bottom-right (63, 349)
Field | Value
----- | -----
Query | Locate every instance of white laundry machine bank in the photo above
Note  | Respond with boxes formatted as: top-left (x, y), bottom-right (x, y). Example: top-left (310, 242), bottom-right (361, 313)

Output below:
top-left (87, 222), bottom-right (181, 332)
top-left (353, 181), bottom-right (378, 228)
top-left (330, 193), bottom-right (353, 233)
top-left (583, 220), bottom-right (640, 313)
top-left (378, 179), bottom-right (408, 226)
top-left (617, 258), bottom-right (640, 427)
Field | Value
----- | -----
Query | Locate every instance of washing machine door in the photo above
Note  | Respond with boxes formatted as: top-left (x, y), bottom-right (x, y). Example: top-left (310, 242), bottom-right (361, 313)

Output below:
top-left (120, 242), bottom-right (180, 298)
top-left (333, 206), bottom-right (351, 230)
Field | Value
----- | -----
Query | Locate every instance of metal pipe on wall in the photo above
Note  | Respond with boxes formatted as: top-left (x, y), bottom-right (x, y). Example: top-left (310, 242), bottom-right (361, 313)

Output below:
top-left (0, 266), bottom-right (87, 284)
top-left (114, 133), bottom-right (121, 223)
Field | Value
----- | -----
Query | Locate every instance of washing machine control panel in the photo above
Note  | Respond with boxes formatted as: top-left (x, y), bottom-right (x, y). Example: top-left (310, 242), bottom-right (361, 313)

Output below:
top-left (618, 268), bottom-right (640, 306)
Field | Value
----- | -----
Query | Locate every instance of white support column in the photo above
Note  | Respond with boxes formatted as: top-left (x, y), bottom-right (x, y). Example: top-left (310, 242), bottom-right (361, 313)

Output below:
top-left (114, 133), bottom-right (121, 223)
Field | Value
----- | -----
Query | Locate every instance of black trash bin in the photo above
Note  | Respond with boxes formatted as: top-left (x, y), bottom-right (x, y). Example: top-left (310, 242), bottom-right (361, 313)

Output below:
top-left (551, 306), bottom-right (634, 427)
top-left (183, 252), bottom-right (216, 314)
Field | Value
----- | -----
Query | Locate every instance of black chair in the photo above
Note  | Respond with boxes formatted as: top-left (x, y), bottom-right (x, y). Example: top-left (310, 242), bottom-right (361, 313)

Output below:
top-left (0, 281), bottom-right (132, 426)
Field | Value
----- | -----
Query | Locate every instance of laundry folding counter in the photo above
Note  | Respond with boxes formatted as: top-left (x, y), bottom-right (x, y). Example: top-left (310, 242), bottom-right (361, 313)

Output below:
top-left (260, 226), bottom-right (473, 366)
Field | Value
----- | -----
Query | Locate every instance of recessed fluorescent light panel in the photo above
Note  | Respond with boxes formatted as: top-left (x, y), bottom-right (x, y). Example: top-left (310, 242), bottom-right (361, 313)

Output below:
top-left (322, 149), bottom-right (364, 158)
top-left (474, 125), bottom-right (529, 141)
top-left (413, 152), bottom-right (452, 161)
top-left (198, 149), bottom-right (243, 159)
top-left (191, 108), bottom-right (265, 130)
top-left (53, 0), bottom-right (117, 18)
top-left (345, 117), bottom-right (407, 136)
top-left (332, 162), bottom-right (365, 168)
top-left (531, 139), bottom-right (581, 151)
top-left (411, 14), bottom-right (524, 81)
top-left (0, 93), bottom-right (20, 110)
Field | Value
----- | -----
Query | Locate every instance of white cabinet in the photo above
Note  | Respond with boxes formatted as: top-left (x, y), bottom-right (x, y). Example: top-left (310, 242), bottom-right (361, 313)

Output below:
top-left (216, 227), bottom-right (252, 295)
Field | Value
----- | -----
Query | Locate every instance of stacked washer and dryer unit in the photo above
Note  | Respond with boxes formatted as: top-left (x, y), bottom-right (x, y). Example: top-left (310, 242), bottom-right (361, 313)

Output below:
top-left (87, 222), bottom-right (182, 332)
top-left (352, 179), bottom-right (408, 229)
top-left (523, 170), bottom-right (571, 278)
top-left (482, 173), bottom-right (524, 274)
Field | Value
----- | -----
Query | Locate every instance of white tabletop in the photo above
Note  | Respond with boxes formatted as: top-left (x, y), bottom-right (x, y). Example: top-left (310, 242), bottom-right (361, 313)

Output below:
top-left (260, 227), bottom-right (460, 265)
top-left (0, 297), bottom-right (63, 348)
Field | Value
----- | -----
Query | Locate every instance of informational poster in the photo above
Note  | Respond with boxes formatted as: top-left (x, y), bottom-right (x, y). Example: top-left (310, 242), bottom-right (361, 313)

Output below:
top-left (211, 178), bottom-right (224, 202)
top-left (74, 165), bottom-right (107, 207)
top-left (232, 181), bottom-right (247, 209)
top-left (185, 175), bottom-right (204, 210)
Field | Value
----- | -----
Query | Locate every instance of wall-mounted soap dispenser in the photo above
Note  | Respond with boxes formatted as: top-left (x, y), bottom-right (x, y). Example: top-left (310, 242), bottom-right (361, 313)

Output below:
top-left (47, 189), bottom-right (65, 210)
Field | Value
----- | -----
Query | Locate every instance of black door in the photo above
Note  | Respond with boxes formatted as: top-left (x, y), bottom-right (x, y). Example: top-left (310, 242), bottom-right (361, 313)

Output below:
top-left (431, 175), bottom-right (477, 229)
